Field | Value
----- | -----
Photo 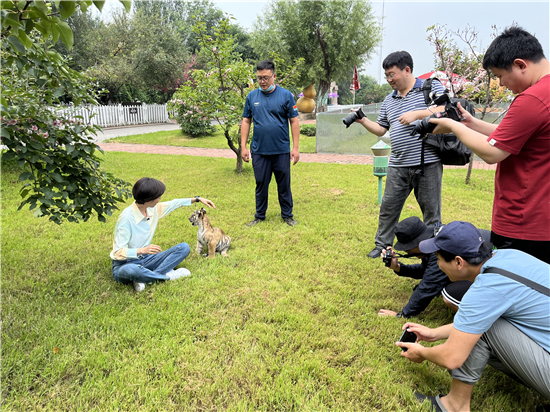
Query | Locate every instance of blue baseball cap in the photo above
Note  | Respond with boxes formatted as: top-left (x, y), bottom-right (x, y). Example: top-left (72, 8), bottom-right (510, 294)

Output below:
top-left (419, 221), bottom-right (484, 257)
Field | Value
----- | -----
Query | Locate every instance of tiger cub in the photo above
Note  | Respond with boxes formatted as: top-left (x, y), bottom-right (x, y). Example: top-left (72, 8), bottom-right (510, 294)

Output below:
top-left (188, 208), bottom-right (231, 258)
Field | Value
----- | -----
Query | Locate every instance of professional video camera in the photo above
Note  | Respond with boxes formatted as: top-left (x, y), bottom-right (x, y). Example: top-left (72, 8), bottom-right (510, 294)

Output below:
top-left (410, 92), bottom-right (470, 138)
top-left (342, 107), bottom-right (365, 128)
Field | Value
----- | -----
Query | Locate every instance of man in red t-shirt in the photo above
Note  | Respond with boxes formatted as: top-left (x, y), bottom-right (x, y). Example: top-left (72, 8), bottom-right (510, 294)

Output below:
top-left (430, 26), bottom-right (550, 264)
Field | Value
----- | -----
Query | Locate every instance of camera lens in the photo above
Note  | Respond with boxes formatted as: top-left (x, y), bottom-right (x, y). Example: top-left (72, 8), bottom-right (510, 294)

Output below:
top-left (342, 111), bottom-right (358, 128)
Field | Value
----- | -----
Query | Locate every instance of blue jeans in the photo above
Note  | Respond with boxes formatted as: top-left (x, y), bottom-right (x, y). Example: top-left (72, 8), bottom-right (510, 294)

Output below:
top-left (375, 162), bottom-right (442, 248)
top-left (112, 242), bottom-right (190, 284)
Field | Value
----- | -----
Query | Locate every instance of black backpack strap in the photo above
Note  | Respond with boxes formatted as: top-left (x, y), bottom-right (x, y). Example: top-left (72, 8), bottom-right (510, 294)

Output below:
top-left (422, 78), bottom-right (433, 106)
top-left (484, 267), bottom-right (550, 297)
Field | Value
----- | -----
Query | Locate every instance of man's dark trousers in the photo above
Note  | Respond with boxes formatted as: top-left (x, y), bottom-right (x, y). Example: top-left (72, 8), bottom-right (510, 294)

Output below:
top-left (252, 153), bottom-right (293, 220)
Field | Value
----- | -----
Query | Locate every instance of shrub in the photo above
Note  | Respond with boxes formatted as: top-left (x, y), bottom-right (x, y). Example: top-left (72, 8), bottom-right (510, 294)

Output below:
top-left (300, 124), bottom-right (316, 136)
top-left (172, 100), bottom-right (216, 137)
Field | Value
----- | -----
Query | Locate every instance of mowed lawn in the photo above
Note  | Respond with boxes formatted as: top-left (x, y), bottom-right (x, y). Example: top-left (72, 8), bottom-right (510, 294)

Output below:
top-left (2, 151), bottom-right (544, 411)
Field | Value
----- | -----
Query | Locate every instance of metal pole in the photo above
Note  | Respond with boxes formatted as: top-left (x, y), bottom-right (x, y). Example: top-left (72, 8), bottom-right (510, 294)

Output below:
top-left (378, 176), bottom-right (383, 204)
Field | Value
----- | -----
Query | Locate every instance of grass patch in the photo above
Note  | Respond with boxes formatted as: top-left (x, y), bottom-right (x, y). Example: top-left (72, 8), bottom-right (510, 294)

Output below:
top-left (105, 126), bottom-right (317, 154)
top-left (2, 153), bottom-right (542, 411)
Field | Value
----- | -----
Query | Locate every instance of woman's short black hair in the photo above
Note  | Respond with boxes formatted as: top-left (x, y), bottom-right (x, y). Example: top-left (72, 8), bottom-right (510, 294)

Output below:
top-left (382, 51), bottom-right (414, 72)
top-left (132, 177), bottom-right (166, 204)
top-left (438, 241), bottom-right (494, 265)
top-left (483, 26), bottom-right (545, 71)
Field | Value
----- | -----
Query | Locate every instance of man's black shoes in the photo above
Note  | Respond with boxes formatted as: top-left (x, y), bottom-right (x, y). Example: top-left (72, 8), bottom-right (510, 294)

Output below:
top-left (247, 218), bottom-right (264, 227)
top-left (283, 217), bottom-right (298, 227)
top-left (368, 246), bottom-right (384, 259)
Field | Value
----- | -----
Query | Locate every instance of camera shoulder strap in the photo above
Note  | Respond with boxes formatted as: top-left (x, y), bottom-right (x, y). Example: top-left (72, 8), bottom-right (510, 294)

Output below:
top-left (418, 77), bottom-right (436, 174)
top-left (483, 267), bottom-right (550, 297)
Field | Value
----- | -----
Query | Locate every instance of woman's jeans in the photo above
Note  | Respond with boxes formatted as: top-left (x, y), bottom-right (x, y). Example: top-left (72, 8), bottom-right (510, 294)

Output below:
top-left (112, 243), bottom-right (190, 284)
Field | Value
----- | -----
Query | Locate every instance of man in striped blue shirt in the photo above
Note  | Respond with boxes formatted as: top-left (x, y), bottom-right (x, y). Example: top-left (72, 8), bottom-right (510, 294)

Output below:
top-left (355, 51), bottom-right (446, 258)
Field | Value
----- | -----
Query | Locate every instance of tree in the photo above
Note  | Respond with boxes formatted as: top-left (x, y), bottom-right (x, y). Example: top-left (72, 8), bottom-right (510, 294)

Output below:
top-left (169, 16), bottom-right (302, 173)
top-left (250, 0), bottom-right (381, 112)
top-left (1, 0), bottom-right (132, 224)
top-left (73, 6), bottom-right (192, 103)
top-left (337, 74), bottom-right (392, 105)
top-left (427, 24), bottom-right (512, 184)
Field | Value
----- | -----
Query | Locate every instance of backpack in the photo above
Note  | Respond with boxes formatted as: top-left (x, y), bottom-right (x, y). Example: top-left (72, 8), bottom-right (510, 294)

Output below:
top-left (420, 78), bottom-right (474, 166)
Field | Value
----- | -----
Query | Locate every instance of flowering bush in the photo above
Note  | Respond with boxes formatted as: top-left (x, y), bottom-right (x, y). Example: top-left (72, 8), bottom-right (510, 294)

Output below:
top-left (170, 99), bottom-right (216, 137)
top-left (1, 1), bottom-right (131, 224)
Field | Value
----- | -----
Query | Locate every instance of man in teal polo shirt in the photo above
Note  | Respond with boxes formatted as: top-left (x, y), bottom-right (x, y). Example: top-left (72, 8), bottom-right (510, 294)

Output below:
top-left (241, 60), bottom-right (300, 227)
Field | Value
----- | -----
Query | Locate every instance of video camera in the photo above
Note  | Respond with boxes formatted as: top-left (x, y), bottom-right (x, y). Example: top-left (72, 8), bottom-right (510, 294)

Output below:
top-left (409, 92), bottom-right (466, 138)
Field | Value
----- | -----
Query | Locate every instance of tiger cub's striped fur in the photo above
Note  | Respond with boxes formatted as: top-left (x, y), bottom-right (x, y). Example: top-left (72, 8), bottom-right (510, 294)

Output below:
top-left (188, 208), bottom-right (230, 258)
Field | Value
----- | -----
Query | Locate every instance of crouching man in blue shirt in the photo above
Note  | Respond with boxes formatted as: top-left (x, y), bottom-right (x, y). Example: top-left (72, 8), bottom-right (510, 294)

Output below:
top-left (398, 221), bottom-right (550, 412)
top-left (110, 177), bottom-right (216, 293)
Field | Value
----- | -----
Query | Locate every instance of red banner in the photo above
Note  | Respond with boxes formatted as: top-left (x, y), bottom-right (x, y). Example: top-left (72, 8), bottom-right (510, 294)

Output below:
top-left (350, 65), bottom-right (360, 91)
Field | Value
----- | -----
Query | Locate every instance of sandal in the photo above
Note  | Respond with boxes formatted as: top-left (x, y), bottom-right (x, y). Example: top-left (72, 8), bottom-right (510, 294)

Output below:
top-left (414, 392), bottom-right (449, 412)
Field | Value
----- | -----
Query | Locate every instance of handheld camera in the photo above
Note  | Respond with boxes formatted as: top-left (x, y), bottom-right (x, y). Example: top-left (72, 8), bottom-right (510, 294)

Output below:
top-left (342, 107), bottom-right (365, 128)
top-left (410, 92), bottom-right (468, 138)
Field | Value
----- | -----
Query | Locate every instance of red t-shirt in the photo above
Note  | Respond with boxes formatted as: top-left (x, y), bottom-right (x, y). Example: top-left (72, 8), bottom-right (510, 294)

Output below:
top-left (487, 74), bottom-right (550, 241)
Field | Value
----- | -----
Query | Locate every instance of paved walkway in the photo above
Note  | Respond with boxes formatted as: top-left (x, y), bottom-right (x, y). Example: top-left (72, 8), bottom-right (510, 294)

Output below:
top-left (97, 141), bottom-right (496, 170)
top-left (96, 122), bottom-right (496, 170)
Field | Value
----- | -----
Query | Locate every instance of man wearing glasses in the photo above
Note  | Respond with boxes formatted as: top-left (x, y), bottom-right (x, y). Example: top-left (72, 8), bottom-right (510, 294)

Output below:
top-left (241, 60), bottom-right (300, 227)
top-left (354, 51), bottom-right (446, 259)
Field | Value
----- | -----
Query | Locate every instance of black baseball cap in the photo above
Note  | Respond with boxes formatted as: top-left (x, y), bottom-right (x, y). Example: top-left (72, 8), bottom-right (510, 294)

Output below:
top-left (419, 221), bottom-right (484, 257)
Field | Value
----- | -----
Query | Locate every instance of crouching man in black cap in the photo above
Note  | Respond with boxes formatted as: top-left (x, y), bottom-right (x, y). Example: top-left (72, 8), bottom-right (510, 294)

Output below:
top-left (398, 221), bottom-right (550, 412)
top-left (378, 217), bottom-right (489, 318)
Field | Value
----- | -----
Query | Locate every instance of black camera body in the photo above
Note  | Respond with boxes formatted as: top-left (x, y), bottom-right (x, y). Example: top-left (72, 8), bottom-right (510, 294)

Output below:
top-left (342, 107), bottom-right (365, 128)
top-left (383, 246), bottom-right (393, 267)
top-left (410, 92), bottom-right (466, 137)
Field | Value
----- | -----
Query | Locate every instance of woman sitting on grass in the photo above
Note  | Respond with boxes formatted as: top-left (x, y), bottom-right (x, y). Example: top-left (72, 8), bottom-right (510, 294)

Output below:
top-left (110, 177), bottom-right (216, 292)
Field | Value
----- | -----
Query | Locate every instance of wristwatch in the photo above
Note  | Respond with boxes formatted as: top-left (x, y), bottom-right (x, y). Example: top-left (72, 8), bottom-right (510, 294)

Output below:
top-left (195, 195), bottom-right (200, 204)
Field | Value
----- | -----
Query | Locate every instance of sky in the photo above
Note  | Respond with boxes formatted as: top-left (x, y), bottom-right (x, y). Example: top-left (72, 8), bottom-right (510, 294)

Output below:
top-left (103, 0), bottom-right (550, 84)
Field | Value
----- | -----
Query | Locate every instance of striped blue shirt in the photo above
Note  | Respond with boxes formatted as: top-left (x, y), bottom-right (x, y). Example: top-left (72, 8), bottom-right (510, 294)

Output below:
top-left (378, 78), bottom-right (445, 167)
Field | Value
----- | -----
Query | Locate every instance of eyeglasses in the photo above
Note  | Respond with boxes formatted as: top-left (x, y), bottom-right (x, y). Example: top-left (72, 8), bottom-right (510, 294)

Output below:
top-left (384, 72), bottom-right (398, 80)
top-left (256, 74), bottom-right (274, 82)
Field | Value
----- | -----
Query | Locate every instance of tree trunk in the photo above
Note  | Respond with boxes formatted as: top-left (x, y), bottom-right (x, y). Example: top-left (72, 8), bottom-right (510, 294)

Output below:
top-left (465, 152), bottom-right (474, 184)
top-left (316, 26), bottom-right (331, 113)
top-left (316, 80), bottom-right (331, 113)
top-left (225, 129), bottom-right (243, 173)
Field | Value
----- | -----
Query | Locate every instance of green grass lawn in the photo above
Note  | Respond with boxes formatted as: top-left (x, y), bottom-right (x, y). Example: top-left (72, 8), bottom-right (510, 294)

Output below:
top-left (2, 153), bottom-right (543, 411)
top-left (105, 126), bottom-right (318, 154)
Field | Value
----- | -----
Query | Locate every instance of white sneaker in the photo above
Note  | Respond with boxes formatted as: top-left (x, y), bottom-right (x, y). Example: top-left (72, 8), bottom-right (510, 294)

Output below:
top-left (166, 268), bottom-right (191, 280)
top-left (133, 282), bottom-right (146, 292)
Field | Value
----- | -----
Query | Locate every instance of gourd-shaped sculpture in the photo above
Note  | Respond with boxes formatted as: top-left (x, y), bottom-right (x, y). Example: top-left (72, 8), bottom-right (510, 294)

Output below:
top-left (296, 84), bottom-right (316, 113)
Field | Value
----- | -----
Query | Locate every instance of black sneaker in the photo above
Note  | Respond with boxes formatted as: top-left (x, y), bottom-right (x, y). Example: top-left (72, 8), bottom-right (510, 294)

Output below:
top-left (283, 217), bottom-right (298, 226)
top-left (247, 218), bottom-right (263, 227)
top-left (368, 246), bottom-right (384, 259)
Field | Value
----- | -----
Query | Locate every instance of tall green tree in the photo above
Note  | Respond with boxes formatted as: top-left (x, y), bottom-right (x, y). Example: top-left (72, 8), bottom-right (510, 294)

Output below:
top-left (1, 0), bottom-right (132, 224)
top-left (250, 0), bottom-right (381, 111)
top-left (78, 6), bottom-right (192, 103)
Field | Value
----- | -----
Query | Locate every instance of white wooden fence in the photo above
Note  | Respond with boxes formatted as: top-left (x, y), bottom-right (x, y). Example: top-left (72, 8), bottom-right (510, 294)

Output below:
top-left (52, 103), bottom-right (171, 128)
